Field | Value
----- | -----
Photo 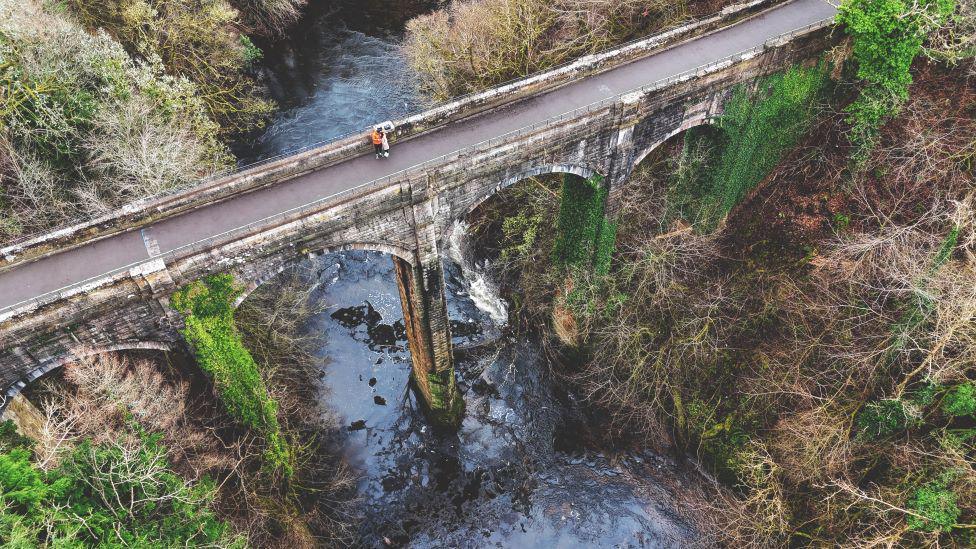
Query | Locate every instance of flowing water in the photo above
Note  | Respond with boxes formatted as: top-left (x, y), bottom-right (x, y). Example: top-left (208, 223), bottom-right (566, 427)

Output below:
top-left (235, 4), bottom-right (706, 546)
top-left (232, 2), bottom-right (426, 164)
top-left (304, 249), bottom-right (699, 547)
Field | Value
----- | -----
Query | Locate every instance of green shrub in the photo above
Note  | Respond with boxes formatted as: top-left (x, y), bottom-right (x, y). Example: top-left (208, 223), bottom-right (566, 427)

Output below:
top-left (856, 399), bottom-right (910, 438)
top-left (0, 420), bottom-right (32, 453)
top-left (837, 0), bottom-right (956, 150)
top-left (942, 383), bottom-right (976, 417)
top-left (911, 381), bottom-right (939, 408)
top-left (500, 210), bottom-right (543, 262)
top-left (0, 430), bottom-right (238, 546)
top-left (907, 479), bottom-right (961, 532)
top-left (930, 225), bottom-right (960, 273)
top-left (172, 274), bottom-right (291, 474)
top-left (239, 34), bottom-right (263, 67)
top-left (833, 212), bottom-right (851, 231)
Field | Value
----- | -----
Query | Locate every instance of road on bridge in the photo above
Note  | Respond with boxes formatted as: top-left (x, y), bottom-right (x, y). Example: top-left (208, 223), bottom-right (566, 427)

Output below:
top-left (0, 0), bottom-right (837, 312)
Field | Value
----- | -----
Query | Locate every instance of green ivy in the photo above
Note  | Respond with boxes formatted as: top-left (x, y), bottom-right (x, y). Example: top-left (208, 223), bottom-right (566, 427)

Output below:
top-left (856, 399), bottom-right (910, 438)
top-left (172, 274), bottom-right (291, 475)
top-left (552, 174), bottom-right (618, 272)
top-left (942, 383), bottom-right (976, 417)
top-left (551, 173), bottom-right (619, 320)
top-left (554, 174), bottom-right (607, 268)
top-left (907, 478), bottom-right (961, 532)
top-left (671, 64), bottom-right (828, 230)
top-left (593, 220), bottom-right (618, 276)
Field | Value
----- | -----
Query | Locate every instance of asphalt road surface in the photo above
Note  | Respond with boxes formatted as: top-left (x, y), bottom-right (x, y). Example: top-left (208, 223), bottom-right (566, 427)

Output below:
top-left (0, 0), bottom-right (838, 312)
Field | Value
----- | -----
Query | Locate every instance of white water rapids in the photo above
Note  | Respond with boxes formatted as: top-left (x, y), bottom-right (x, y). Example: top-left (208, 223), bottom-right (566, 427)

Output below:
top-left (446, 220), bottom-right (509, 326)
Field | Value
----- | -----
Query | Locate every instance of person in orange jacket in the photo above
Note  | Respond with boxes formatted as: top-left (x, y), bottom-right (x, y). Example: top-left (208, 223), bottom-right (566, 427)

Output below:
top-left (372, 128), bottom-right (384, 159)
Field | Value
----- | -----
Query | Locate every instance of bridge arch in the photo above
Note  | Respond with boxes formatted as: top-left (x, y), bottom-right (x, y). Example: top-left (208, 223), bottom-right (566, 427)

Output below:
top-left (233, 241), bottom-right (417, 308)
top-left (2, 341), bottom-right (175, 407)
top-left (457, 163), bottom-right (601, 222)
top-left (629, 116), bottom-right (718, 177)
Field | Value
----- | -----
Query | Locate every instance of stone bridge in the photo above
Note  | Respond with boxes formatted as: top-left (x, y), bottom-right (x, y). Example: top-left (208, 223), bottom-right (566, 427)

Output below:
top-left (0, 0), bottom-right (839, 423)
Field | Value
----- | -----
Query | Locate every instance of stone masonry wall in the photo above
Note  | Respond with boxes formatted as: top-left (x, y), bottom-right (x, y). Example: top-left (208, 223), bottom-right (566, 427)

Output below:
top-left (0, 23), bottom-right (839, 403)
top-left (0, 0), bottom-right (786, 271)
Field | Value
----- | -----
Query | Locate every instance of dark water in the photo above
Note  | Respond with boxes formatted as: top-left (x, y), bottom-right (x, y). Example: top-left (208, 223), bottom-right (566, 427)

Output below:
top-left (234, 5), bottom-right (704, 547)
top-left (232, 2), bottom-right (427, 164)
top-left (304, 249), bottom-right (697, 547)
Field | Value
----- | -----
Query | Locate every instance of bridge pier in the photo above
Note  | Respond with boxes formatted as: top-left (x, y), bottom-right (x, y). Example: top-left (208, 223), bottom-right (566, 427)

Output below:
top-left (0, 7), bottom-right (840, 419)
top-left (393, 254), bottom-right (463, 429)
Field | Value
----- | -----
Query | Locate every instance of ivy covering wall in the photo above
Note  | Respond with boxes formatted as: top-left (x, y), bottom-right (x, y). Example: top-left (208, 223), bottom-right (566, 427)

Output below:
top-left (171, 274), bottom-right (291, 474)
top-left (670, 64), bottom-right (830, 230)
top-left (552, 173), bottom-right (617, 275)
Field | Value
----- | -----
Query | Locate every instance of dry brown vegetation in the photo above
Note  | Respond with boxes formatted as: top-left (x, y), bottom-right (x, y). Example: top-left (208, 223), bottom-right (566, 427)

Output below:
top-left (67, 0), bottom-right (276, 134)
top-left (234, 265), bottom-right (358, 546)
top-left (477, 59), bottom-right (976, 545)
top-left (404, 0), bottom-right (731, 100)
top-left (233, 0), bottom-right (308, 36)
top-left (610, 65), bottom-right (976, 546)
top-left (27, 265), bottom-right (356, 546)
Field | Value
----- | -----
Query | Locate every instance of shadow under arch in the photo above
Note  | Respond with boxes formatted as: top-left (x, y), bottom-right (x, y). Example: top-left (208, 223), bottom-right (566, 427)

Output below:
top-left (2, 341), bottom-right (175, 408)
top-left (455, 163), bottom-right (601, 222)
top-left (233, 241), bottom-right (417, 309)
top-left (629, 117), bottom-right (719, 179)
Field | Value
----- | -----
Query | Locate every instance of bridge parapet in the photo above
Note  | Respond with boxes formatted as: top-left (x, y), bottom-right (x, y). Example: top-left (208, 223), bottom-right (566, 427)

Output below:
top-left (0, 5), bottom-right (840, 416)
top-left (0, 0), bottom-right (791, 273)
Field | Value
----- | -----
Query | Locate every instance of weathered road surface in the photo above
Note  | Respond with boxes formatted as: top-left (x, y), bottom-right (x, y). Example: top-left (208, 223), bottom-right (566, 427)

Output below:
top-left (0, 0), bottom-right (837, 311)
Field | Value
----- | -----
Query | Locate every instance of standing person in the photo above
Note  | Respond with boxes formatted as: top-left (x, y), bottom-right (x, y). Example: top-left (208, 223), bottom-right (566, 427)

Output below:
top-left (372, 127), bottom-right (383, 159)
top-left (381, 130), bottom-right (390, 158)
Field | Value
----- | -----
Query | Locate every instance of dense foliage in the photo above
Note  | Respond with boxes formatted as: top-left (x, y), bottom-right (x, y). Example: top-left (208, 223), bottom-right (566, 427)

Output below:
top-left (552, 174), bottom-right (616, 275)
top-left (0, 0), bottom-right (312, 243)
top-left (838, 0), bottom-right (956, 151)
top-left (172, 274), bottom-right (291, 474)
top-left (0, 420), bottom-right (237, 547)
top-left (66, 0), bottom-right (276, 134)
top-left (0, 0), bottom-right (227, 239)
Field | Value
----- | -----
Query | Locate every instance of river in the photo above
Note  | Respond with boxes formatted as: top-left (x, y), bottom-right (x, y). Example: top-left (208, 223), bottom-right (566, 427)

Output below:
top-left (233, 3), bottom-right (705, 546)
top-left (232, 1), bottom-right (427, 164)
